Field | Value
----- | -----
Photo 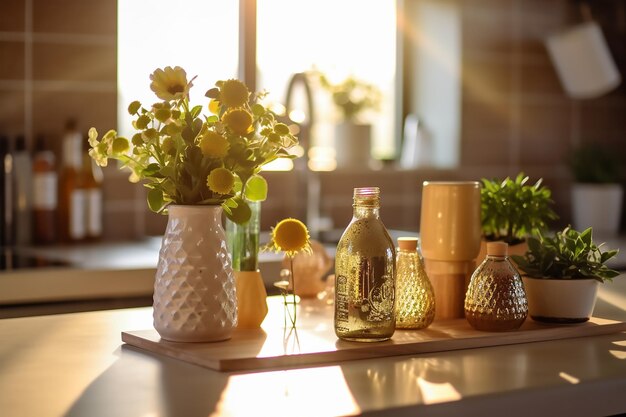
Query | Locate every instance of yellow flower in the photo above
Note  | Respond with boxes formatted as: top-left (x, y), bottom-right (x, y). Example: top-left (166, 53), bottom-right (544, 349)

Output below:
top-left (207, 167), bottom-right (235, 195)
top-left (150, 66), bottom-right (189, 101)
top-left (208, 99), bottom-right (220, 115)
top-left (220, 79), bottom-right (249, 108)
top-left (199, 130), bottom-right (229, 158)
top-left (265, 218), bottom-right (312, 257)
top-left (111, 137), bottom-right (130, 154)
top-left (222, 108), bottom-right (253, 136)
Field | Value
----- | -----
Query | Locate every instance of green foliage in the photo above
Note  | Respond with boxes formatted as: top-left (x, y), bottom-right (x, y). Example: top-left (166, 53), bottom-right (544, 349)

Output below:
top-left (318, 73), bottom-right (381, 122)
top-left (88, 68), bottom-right (298, 224)
top-left (511, 226), bottom-right (620, 282)
top-left (481, 173), bottom-right (558, 244)
top-left (570, 143), bottom-right (621, 183)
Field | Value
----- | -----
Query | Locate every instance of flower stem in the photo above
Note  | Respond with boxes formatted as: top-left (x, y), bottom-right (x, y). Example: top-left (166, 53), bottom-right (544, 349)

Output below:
top-left (290, 256), bottom-right (296, 327)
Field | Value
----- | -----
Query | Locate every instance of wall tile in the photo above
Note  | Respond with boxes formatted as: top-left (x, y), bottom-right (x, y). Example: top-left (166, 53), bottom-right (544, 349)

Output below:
top-left (519, 101), bottom-right (572, 165)
top-left (32, 42), bottom-right (116, 82)
top-left (0, 89), bottom-right (25, 135)
top-left (519, 53), bottom-right (563, 95)
top-left (33, 0), bottom-right (116, 35)
top-left (461, 132), bottom-right (512, 166)
top-left (0, 42), bottom-right (25, 80)
top-left (462, 55), bottom-right (513, 103)
top-left (0, 0), bottom-right (25, 32)
top-left (31, 90), bottom-right (116, 139)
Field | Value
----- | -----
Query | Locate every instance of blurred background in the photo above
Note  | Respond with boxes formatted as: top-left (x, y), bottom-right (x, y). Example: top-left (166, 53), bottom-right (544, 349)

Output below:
top-left (1, 0), bottom-right (625, 242)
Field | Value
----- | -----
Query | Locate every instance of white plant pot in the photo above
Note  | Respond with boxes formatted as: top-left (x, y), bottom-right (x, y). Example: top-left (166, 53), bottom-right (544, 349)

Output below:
top-left (572, 183), bottom-right (623, 236)
top-left (153, 205), bottom-right (237, 342)
top-left (522, 276), bottom-right (599, 323)
top-left (334, 122), bottom-right (372, 168)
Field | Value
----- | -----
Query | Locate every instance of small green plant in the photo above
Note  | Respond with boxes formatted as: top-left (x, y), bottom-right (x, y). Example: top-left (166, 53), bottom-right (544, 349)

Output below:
top-left (318, 73), bottom-right (381, 122)
top-left (511, 226), bottom-right (620, 283)
top-left (481, 173), bottom-right (558, 245)
top-left (570, 143), bottom-right (621, 183)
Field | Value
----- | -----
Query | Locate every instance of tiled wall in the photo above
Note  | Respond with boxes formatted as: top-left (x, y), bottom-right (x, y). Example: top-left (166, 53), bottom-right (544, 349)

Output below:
top-left (0, 0), bottom-right (145, 240)
top-left (1, 0), bottom-right (624, 241)
top-left (459, 0), bottom-right (626, 226)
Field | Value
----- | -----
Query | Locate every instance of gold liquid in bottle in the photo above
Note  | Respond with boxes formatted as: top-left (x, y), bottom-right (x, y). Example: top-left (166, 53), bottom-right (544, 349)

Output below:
top-left (464, 242), bottom-right (528, 331)
top-left (334, 187), bottom-right (396, 342)
top-left (395, 237), bottom-right (435, 329)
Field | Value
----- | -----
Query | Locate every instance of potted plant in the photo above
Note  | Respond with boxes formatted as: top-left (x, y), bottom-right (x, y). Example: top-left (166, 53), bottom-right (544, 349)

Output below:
top-left (88, 67), bottom-right (298, 341)
top-left (570, 143), bottom-right (623, 236)
top-left (318, 73), bottom-right (381, 168)
top-left (478, 173), bottom-right (558, 263)
top-left (512, 226), bottom-right (620, 323)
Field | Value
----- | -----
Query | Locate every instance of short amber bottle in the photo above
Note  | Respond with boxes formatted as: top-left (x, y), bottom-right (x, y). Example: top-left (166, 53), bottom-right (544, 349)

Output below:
top-left (395, 237), bottom-right (435, 329)
top-left (464, 242), bottom-right (528, 331)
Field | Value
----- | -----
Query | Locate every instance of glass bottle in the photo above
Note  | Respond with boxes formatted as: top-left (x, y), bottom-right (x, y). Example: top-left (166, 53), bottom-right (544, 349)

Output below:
top-left (32, 135), bottom-right (58, 245)
top-left (464, 242), bottom-right (528, 331)
top-left (58, 119), bottom-right (87, 242)
top-left (82, 144), bottom-right (103, 241)
top-left (226, 200), bottom-right (260, 272)
top-left (334, 187), bottom-right (396, 342)
top-left (395, 237), bottom-right (435, 329)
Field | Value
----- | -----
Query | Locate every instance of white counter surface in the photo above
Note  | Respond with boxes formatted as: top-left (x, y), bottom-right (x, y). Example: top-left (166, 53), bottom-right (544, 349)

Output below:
top-left (1, 276), bottom-right (625, 416)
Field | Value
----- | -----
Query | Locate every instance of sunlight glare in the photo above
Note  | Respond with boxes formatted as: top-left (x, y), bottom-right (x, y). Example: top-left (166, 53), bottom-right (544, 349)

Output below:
top-left (416, 377), bottom-right (462, 404)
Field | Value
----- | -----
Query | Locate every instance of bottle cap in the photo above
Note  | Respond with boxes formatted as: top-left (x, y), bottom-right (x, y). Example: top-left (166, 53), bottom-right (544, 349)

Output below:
top-left (398, 237), bottom-right (418, 251)
top-left (486, 241), bottom-right (508, 257)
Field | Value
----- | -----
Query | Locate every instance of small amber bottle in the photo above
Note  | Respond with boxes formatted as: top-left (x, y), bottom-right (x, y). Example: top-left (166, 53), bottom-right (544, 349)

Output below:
top-left (395, 237), bottom-right (435, 329)
top-left (464, 242), bottom-right (528, 331)
top-left (32, 136), bottom-right (58, 244)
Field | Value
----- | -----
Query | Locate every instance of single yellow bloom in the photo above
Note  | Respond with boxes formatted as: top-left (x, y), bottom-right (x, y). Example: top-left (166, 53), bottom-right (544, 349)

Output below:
top-left (199, 130), bottom-right (229, 158)
top-left (266, 218), bottom-right (312, 257)
top-left (207, 167), bottom-right (235, 195)
top-left (220, 79), bottom-right (249, 108)
top-left (222, 108), bottom-right (253, 136)
top-left (150, 66), bottom-right (189, 101)
top-left (208, 99), bottom-right (220, 115)
top-left (111, 137), bottom-right (130, 154)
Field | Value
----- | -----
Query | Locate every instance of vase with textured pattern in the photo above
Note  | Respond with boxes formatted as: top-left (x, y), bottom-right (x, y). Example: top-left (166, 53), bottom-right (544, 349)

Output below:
top-left (153, 205), bottom-right (237, 342)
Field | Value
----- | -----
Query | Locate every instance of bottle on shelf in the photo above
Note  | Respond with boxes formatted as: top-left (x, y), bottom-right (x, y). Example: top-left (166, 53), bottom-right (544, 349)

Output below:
top-left (58, 120), bottom-right (87, 243)
top-left (32, 135), bottom-right (58, 245)
top-left (11, 135), bottom-right (33, 246)
top-left (464, 242), bottom-right (528, 332)
top-left (395, 237), bottom-right (435, 330)
top-left (334, 187), bottom-right (396, 342)
top-left (0, 135), bottom-right (10, 247)
top-left (82, 139), bottom-right (103, 241)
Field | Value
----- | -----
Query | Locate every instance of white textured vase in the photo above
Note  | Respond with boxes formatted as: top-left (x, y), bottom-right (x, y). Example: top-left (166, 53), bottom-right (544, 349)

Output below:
top-left (153, 205), bottom-right (237, 342)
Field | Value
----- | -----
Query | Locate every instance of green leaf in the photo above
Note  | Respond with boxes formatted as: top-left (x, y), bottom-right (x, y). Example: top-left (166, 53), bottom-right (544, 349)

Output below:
top-left (223, 197), bottom-right (251, 224)
top-left (244, 175), bottom-right (268, 202)
top-left (205, 88), bottom-right (219, 99)
top-left (142, 163), bottom-right (161, 177)
top-left (127, 100), bottom-right (141, 115)
top-left (190, 105), bottom-right (203, 119)
top-left (147, 188), bottom-right (165, 213)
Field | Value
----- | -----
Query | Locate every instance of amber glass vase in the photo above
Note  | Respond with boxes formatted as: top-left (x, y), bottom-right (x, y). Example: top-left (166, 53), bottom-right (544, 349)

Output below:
top-left (395, 237), bottom-right (435, 329)
top-left (464, 242), bottom-right (528, 331)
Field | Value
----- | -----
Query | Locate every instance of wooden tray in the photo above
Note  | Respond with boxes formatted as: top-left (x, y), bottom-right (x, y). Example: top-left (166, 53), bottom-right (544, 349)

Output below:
top-left (122, 297), bottom-right (626, 372)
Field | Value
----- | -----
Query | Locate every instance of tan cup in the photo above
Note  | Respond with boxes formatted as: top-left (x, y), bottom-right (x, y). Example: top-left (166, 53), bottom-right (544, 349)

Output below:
top-left (420, 181), bottom-right (481, 320)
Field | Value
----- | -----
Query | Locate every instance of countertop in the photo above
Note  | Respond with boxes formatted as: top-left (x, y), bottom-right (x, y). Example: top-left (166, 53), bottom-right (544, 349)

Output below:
top-left (1, 276), bottom-right (626, 416)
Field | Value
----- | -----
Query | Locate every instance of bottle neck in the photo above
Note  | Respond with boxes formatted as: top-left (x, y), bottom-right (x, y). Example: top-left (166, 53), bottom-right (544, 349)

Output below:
top-left (63, 132), bottom-right (82, 169)
top-left (353, 205), bottom-right (380, 219)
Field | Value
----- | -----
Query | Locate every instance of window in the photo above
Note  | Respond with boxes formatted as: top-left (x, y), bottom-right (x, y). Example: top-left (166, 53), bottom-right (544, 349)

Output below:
top-left (117, 0), bottom-right (239, 138)
top-left (118, 1), bottom-right (396, 161)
